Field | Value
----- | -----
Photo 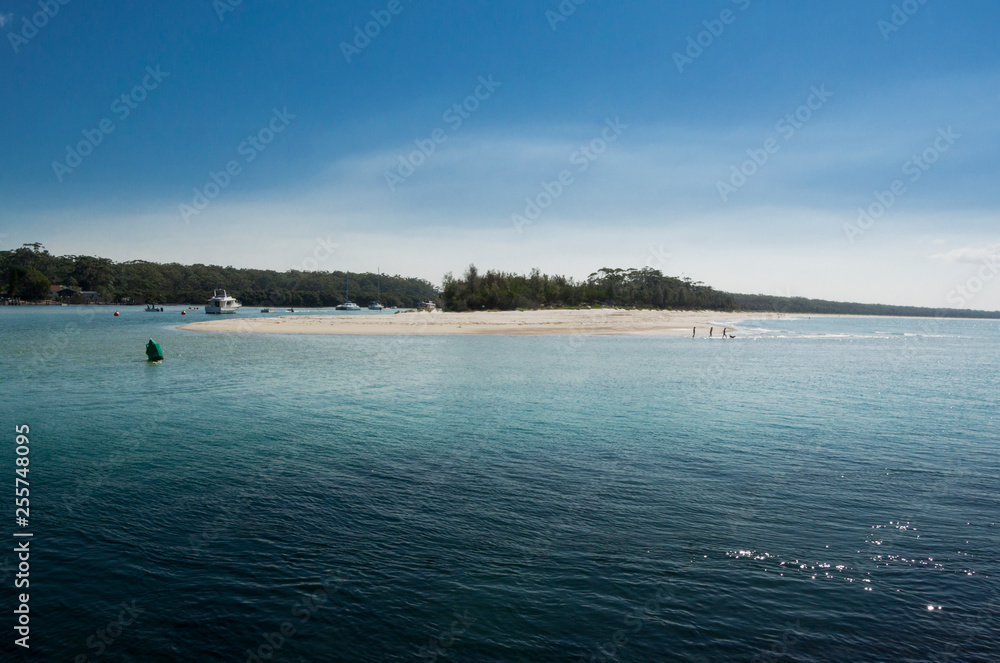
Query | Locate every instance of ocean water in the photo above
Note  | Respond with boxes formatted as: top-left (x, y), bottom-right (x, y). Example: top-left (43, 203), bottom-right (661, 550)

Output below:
top-left (1, 307), bottom-right (998, 662)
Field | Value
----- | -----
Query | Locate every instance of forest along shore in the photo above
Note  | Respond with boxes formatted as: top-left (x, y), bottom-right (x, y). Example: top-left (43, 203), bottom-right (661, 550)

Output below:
top-left (178, 309), bottom-right (774, 336)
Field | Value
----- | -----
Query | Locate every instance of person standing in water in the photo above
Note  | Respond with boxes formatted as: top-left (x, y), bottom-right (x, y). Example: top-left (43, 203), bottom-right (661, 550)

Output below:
top-left (692, 327), bottom-right (696, 337)
top-left (723, 327), bottom-right (727, 338)
top-left (710, 327), bottom-right (714, 338)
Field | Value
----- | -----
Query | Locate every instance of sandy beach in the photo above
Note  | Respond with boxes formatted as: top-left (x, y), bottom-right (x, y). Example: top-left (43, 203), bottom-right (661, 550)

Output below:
top-left (178, 309), bottom-right (786, 336)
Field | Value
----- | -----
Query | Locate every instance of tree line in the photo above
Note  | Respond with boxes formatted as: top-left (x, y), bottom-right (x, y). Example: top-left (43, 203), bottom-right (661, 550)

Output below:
top-left (442, 265), bottom-right (1000, 319)
top-left (442, 266), bottom-right (735, 311)
top-left (1, 244), bottom-right (438, 308)
top-left (4, 245), bottom-right (997, 318)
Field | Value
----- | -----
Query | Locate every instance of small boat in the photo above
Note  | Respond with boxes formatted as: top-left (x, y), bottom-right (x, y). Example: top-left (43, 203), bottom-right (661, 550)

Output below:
top-left (146, 338), bottom-right (164, 361)
top-left (368, 268), bottom-right (384, 310)
top-left (261, 308), bottom-right (272, 313)
top-left (206, 289), bottom-right (242, 314)
top-left (145, 304), bottom-right (164, 312)
top-left (335, 273), bottom-right (362, 310)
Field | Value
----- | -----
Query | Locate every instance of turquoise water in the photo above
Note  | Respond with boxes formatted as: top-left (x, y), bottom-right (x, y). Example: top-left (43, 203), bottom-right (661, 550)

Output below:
top-left (1, 307), bottom-right (998, 661)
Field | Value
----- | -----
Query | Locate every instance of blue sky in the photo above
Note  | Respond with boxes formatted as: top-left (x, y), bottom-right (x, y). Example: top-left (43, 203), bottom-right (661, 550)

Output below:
top-left (2, 0), bottom-right (999, 308)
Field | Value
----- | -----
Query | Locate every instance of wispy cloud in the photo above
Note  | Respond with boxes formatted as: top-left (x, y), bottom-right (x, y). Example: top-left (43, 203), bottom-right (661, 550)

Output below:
top-left (931, 243), bottom-right (1000, 264)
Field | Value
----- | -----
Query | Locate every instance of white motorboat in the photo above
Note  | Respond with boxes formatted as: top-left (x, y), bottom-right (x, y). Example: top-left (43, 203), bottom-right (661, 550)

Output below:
top-left (205, 289), bottom-right (242, 314)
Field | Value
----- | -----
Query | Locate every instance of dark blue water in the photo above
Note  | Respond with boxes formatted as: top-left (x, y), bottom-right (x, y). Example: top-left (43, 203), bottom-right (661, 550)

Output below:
top-left (2, 307), bottom-right (998, 662)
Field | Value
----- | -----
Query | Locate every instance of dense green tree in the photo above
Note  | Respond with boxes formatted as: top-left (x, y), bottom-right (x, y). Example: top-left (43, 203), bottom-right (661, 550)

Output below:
top-left (442, 266), bottom-right (735, 311)
top-left (440, 266), bottom-right (1000, 319)
top-left (6, 265), bottom-right (51, 300)
top-left (0, 250), bottom-right (438, 306)
top-left (2, 247), bottom-right (998, 318)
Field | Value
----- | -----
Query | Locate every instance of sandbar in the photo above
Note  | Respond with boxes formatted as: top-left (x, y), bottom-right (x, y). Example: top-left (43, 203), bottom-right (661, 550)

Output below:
top-left (178, 309), bottom-right (785, 336)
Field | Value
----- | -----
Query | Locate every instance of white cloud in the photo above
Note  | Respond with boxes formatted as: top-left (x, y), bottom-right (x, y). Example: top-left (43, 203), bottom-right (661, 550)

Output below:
top-left (14, 196), bottom-right (1000, 309)
top-left (931, 243), bottom-right (1000, 264)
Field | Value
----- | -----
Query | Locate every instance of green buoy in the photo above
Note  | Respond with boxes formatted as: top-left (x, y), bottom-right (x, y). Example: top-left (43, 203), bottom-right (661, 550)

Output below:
top-left (146, 338), bottom-right (164, 362)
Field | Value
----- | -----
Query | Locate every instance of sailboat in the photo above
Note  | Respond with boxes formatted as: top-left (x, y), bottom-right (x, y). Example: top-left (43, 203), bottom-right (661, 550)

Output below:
top-left (335, 273), bottom-right (361, 311)
top-left (368, 268), bottom-right (384, 310)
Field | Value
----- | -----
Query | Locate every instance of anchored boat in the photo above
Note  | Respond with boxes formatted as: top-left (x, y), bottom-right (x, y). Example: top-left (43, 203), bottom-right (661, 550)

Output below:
top-left (206, 289), bottom-right (242, 314)
top-left (335, 274), bottom-right (361, 311)
top-left (368, 268), bottom-right (384, 310)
